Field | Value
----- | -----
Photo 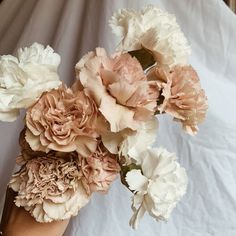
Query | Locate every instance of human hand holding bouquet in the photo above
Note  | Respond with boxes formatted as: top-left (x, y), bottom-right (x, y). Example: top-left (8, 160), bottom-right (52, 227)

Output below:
top-left (0, 5), bottom-right (208, 235)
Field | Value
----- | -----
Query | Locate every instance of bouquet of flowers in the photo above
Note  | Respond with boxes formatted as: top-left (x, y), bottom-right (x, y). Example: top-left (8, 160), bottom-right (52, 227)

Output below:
top-left (0, 6), bottom-right (207, 229)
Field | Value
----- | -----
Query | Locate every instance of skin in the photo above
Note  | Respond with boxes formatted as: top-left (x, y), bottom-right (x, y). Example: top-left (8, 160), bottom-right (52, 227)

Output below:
top-left (0, 188), bottom-right (69, 236)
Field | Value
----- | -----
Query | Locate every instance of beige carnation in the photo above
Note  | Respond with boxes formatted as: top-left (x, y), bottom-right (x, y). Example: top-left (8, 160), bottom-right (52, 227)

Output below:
top-left (79, 143), bottom-right (120, 193)
top-left (9, 155), bottom-right (90, 223)
top-left (75, 48), bottom-right (159, 132)
top-left (148, 65), bottom-right (208, 135)
top-left (25, 86), bottom-right (99, 157)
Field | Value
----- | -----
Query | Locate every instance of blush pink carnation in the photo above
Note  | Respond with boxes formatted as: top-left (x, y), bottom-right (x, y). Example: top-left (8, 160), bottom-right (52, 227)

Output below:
top-left (79, 143), bottom-right (120, 193)
top-left (75, 48), bottom-right (159, 132)
top-left (9, 154), bottom-right (90, 223)
top-left (25, 86), bottom-right (100, 157)
top-left (148, 65), bottom-right (208, 135)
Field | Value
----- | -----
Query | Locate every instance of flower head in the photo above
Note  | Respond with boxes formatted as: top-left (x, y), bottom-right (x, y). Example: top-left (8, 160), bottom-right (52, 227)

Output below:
top-left (125, 147), bottom-right (187, 229)
top-left (25, 86), bottom-right (99, 156)
top-left (101, 118), bottom-right (158, 162)
top-left (110, 6), bottom-right (190, 67)
top-left (17, 42), bottom-right (60, 67)
top-left (0, 43), bottom-right (61, 122)
top-left (9, 155), bottom-right (90, 223)
top-left (75, 48), bottom-right (159, 132)
top-left (79, 142), bottom-right (120, 193)
top-left (148, 65), bottom-right (208, 135)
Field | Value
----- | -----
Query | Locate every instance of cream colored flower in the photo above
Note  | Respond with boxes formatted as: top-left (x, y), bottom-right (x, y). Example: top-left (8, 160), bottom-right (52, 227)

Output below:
top-left (148, 65), bottom-right (208, 135)
top-left (125, 148), bottom-right (187, 229)
top-left (9, 155), bottom-right (90, 223)
top-left (79, 143), bottom-right (120, 193)
top-left (25, 86), bottom-right (99, 157)
top-left (17, 42), bottom-right (60, 67)
top-left (101, 118), bottom-right (158, 163)
top-left (75, 48), bottom-right (159, 133)
top-left (0, 43), bottom-right (61, 122)
top-left (110, 5), bottom-right (191, 67)
top-left (119, 118), bottom-right (158, 159)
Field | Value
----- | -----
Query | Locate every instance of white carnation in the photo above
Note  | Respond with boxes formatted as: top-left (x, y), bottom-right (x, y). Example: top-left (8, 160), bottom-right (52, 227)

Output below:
top-left (125, 147), bottom-right (187, 229)
top-left (17, 42), bottom-right (60, 67)
top-left (110, 5), bottom-right (191, 66)
top-left (119, 118), bottom-right (158, 160)
top-left (0, 43), bottom-right (61, 122)
top-left (101, 118), bottom-right (158, 160)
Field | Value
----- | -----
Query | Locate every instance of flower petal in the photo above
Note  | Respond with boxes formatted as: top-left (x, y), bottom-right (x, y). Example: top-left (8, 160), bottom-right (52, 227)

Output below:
top-left (126, 169), bottom-right (148, 192)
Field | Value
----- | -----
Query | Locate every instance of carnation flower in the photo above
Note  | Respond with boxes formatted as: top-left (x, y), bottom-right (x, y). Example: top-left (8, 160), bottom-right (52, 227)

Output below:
top-left (79, 143), bottom-right (120, 193)
top-left (101, 118), bottom-right (158, 162)
top-left (75, 48), bottom-right (159, 132)
top-left (110, 5), bottom-right (191, 67)
top-left (0, 43), bottom-right (61, 122)
top-left (125, 148), bottom-right (187, 229)
top-left (148, 65), bottom-right (208, 135)
top-left (17, 42), bottom-right (60, 67)
top-left (25, 86), bottom-right (99, 157)
top-left (9, 155), bottom-right (90, 223)
top-left (119, 118), bottom-right (157, 160)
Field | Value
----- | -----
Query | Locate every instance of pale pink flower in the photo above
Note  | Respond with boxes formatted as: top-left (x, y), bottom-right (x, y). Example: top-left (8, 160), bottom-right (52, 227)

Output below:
top-left (25, 86), bottom-right (100, 157)
top-left (9, 154), bottom-right (90, 223)
top-left (79, 143), bottom-right (120, 193)
top-left (148, 65), bottom-right (208, 135)
top-left (75, 48), bottom-right (159, 132)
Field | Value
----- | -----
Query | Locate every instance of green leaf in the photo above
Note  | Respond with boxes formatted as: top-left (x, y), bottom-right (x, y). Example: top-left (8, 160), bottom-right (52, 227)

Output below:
top-left (128, 48), bottom-right (155, 70)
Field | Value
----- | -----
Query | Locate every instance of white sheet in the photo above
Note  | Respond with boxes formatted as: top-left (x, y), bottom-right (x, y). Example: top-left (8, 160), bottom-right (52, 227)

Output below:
top-left (0, 0), bottom-right (236, 235)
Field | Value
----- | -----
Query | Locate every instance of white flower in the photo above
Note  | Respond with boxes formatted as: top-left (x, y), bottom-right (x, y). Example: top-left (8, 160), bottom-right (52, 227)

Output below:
top-left (0, 43), bottom-right (61, 122)
top-left (101, 118), bottom-right (158, 159)
top-left (17, 42), bottom-right (60, 68)
top-left (119, 118), bottom-right (158, 159)
top-left (125, 147), bottom-right (187, 229)
top-left (110, 5), bottom-right (191, 67)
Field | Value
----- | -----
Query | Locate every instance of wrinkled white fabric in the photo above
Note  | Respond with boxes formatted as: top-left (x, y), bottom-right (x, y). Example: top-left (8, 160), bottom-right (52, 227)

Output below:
top-left (0, 0), bottom-right (236, 236)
